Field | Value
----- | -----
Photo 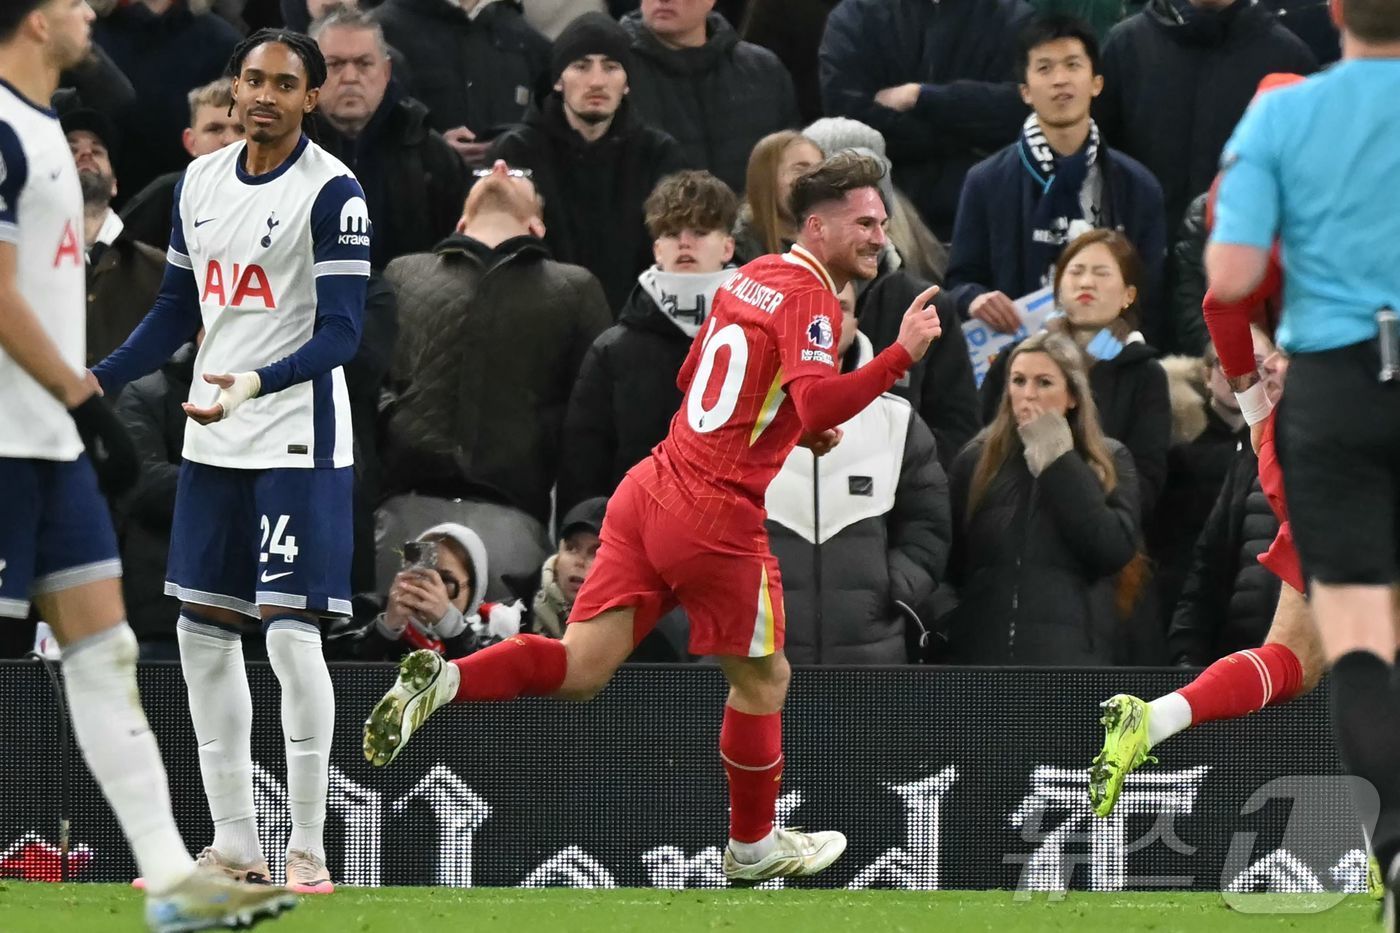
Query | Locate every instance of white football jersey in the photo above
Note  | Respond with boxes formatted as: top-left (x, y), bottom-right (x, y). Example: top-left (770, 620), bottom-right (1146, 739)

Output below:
top-left (172, 136), bottom-right (369, 469)
top-left (0, 80), bottom-right (86, 461)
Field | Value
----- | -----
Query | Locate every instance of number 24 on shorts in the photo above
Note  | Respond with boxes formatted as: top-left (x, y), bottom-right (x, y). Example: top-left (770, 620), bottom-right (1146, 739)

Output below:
top-left (260, 513), bottom-right (299, 563)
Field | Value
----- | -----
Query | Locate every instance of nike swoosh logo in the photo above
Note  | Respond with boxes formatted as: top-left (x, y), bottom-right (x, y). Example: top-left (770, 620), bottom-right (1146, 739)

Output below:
top-left (193, 217), bottom-right (217, 228)
top-left (49, 168), bottom-right (61, 180)
top-left (289, 736), bottom-right (314, 744)
top-left (260, 570), bottom-right (293, 583)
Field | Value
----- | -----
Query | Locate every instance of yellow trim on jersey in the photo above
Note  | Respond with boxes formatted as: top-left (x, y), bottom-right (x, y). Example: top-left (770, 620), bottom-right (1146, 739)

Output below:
top-left (749, 369), bottom-right (786, 446)
top-left (785, 244), bottom-right (839, 295)
top-left (748, 565), bottom-right (778, 657)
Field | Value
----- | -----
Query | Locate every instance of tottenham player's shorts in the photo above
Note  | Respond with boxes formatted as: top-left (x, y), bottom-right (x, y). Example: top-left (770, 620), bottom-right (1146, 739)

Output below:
top-left (568, 474), bottom-right (787, 658)
top-left (1277, 339), bottom-right (1400, 587)
top-left (0, 455), bottom-right (121, 619)
top-left (166, 460), bottom-right (353, 619)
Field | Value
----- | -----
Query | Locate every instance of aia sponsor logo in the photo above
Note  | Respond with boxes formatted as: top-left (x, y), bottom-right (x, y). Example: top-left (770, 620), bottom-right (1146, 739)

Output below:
top-left (52, 219), bottom-right (80, 267)
top-left (202, 259), bottom-right (276, 309)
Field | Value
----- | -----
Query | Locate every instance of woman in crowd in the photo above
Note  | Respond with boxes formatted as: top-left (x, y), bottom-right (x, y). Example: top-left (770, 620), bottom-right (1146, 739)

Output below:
top-left (945, 331), bottom-right (1142, 664)
top-left (981, 229), bottom-right (1170, 517)
top-left (731, 129), bottom-right (824, 261)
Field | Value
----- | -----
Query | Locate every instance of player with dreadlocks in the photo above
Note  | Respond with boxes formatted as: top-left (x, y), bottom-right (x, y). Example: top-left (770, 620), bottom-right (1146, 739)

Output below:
top-left (94, 28), bottom-right (371, 895)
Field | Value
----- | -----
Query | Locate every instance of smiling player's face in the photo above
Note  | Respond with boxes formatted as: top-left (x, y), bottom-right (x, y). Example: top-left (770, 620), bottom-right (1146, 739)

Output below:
top-left (233, 42), bottom-right (318, 147)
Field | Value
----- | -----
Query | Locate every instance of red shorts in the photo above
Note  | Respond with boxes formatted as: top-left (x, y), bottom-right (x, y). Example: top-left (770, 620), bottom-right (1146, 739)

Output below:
top-left (1256, 412), bottom-right (1305, 593)
top-left (567, 474), bottom-right (786, 657)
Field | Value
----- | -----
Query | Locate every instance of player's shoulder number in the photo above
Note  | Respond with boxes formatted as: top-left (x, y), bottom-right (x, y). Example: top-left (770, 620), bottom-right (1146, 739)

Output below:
top-left (685, 317), bottom-right (750, 434)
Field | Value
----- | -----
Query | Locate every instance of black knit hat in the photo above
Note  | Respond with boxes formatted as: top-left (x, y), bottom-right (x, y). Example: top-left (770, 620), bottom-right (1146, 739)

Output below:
top-left (550, 12), bottom-right (633, 85)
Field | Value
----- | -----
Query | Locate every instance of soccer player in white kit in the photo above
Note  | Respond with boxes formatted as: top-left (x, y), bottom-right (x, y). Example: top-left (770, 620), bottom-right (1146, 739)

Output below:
top-left (0, 2), bottom-right (298, 930)
top-left (94, 29), bottom-right (370, 894)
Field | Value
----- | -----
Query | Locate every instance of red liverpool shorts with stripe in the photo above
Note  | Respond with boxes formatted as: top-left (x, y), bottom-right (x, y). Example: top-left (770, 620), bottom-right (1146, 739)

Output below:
top-left (568, 473), bottom-right (785, 657)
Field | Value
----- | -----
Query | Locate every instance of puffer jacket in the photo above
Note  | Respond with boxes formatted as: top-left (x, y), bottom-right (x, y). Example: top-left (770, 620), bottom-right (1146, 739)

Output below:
top-left (1170, 192), bottom-right (1209, 354)
top-left (382, 233), bottom-right (612, 523)
top-left (765, 333), bottom-right (950, 664)
top-left (557, 281), bottom-right (693, 515)
top-left (619, 10), bottom-right (800, 193)
top-left (945, 436), bottom-right (1140, 664)
top-left (1166, 444), bottom-right (1281, 664)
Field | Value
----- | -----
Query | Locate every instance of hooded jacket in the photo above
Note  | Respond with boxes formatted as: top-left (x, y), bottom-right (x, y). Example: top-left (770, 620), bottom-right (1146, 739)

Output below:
top-left (618, 10), bottom-right (800, 193)
top-left (765, 332), bottom-right (951, 664)
top-left (981, 336), bottom-right (1171, 516)
top-left (946, 143), bottom-right (1169, 346)
top-left (557, 275), bottom-right (701, 514)
top-left (314, 83), bottom-right (467, 270)
top-left (382, 233), bottom-right (612, 522)
top-left (1095, 0), bottom-right (1316, 228)
top-left (819, 0), bottom-right (1033, 238)
top-left (945, 435), bottom-right (1140, 664)
top-left (373, 0), bottom-right (550, 137)
top-left (487, 95), bottom-right (688, 308)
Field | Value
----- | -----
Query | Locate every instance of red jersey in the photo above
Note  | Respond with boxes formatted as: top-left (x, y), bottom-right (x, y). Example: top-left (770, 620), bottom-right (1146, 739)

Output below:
top-left (630, 245), bottom-right (842, 539)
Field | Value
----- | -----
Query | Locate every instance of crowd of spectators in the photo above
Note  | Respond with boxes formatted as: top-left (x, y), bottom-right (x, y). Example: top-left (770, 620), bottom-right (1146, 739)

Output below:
top-left (5, 0), bottom-right (1340, 670)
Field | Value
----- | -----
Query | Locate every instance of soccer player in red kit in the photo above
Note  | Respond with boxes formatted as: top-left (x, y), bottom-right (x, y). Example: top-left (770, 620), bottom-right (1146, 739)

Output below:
top-left (363, 153), bottom-right (943, 883)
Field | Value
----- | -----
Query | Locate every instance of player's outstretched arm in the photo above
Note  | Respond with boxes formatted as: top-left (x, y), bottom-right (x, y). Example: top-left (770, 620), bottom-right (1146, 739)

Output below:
top-left (0, 241), bottom-right (90, 408)
top-left (787, 285), bottom-right (942, 434)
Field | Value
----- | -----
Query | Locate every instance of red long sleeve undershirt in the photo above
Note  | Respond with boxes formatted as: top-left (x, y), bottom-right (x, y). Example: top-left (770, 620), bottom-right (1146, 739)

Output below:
top-left (1203, 245), bottom-right (1283, 379)
top-left (786, 343), bottom-right (914, 433)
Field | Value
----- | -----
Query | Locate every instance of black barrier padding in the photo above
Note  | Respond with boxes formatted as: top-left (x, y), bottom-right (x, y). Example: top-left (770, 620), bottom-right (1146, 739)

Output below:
top-left (0, 662), bottom-right (1364, 891)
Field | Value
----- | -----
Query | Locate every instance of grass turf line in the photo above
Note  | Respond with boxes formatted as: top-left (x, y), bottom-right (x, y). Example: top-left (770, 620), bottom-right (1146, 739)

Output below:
top-left (0, 884), bottom-right (1377, 932)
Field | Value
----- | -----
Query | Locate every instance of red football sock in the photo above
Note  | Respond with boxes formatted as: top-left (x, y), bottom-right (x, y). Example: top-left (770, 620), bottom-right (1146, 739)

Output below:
top-left (451, 635), bottom-right (567, 702)
top-left (719, 706), bottom-right (784, 844)
top-left (1177, 643), bottom-right (1306, 725)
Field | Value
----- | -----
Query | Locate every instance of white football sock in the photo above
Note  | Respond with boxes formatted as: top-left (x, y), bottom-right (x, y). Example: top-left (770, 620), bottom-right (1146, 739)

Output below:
top-left (177, 615), bottom-right (262, 866)
top-left (266, 619), bottom-right (334, 861)
top-left (728, 828), bottom-right (777, 863)
top-left (62, 623), bottom-right (194, 893)
top-left (1146, 692), bottom-right (1194, 748)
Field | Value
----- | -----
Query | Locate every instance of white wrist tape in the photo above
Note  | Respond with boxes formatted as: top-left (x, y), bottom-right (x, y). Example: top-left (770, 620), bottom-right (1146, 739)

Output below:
top-left (215, 371), bottom-right (261, 420)
top-left (1234, 380), bottom-right (1273, 426)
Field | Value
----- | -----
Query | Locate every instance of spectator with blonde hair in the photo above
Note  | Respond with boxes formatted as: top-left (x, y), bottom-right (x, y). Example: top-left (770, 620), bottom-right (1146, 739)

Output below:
top-left (732, 129), bottom-right (824, 261)
top-left (945, 330), bottom-right (1141, 664)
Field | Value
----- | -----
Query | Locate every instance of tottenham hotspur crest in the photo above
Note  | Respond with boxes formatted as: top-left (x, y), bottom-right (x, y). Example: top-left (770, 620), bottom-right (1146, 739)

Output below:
top-left (807, 315), bottom-right (834, 350)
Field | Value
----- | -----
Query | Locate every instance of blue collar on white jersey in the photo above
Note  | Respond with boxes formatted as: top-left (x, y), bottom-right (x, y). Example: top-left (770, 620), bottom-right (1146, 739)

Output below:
top-left (235, 133), bottom-right (310, 186)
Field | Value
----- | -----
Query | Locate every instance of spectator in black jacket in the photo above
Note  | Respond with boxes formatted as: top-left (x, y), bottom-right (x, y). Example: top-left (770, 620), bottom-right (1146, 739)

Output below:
top-left (981, 230), bottom-right (1170, 517)
top-left (766, 285), bottom-right (951, 664)
top-left (311, 7), bottom-right (466, 269)
top-left (116, 342), bottom-right (195, 659)
top-left (946, 15), bottom-right (1167, 345)
top-left (819, 0), bottom-right (1033, 238)
top-left (120, 78), bottom-right (244, 252)
top-left (741, 0), bottom-right (838, 123)
top-left (93, 0), bottom-right (241, 200)
top-left (618, 1), bottom-right (799, 193)
top-left (558, 170), bottom-right (737, 514)
top-left (373, 0), bottom-right (550, 164)
top-left (1095, 0), bottom-right (1316, 232)
top-left (488, 12), bottom-right (687, 307)
top-left (946, 331), bottom-right (1141, 664)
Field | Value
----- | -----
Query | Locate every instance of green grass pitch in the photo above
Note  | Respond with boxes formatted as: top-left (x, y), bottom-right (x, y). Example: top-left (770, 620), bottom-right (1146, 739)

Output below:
top-left (0, 884), bottom-right (1381, 932)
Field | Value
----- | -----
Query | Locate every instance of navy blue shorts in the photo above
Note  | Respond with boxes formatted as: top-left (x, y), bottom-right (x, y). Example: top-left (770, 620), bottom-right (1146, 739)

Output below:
top-left (0, 456), bottom-right (121, 619)
top-left (166, 461), bottom-right (353, 618)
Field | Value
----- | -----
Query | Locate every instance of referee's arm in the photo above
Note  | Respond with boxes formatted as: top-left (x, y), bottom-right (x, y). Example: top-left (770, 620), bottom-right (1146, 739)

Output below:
top-left (1205, 243), bottom-right (1271, 306)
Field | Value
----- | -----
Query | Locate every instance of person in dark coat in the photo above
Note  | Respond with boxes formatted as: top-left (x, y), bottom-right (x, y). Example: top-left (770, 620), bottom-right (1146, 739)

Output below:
top-left (854, 263), bottom-right (981, 472)
top-left (311, 8), bottom-right (466, 269)
top-left (741, 0), bottom-right (838, 124)
top-left (119, 77), bottom-right (245, 252)
top-left (819, 0), bottom-right (1034, 239)
top-left (765, 289), bottom-right (951, 664)
top-left (115, 343), bottom-right (195, 659)
top-left (558, 170), bottom-right (738, 515)
top-left (946, 15), bottom-right (1168, 346)
top-left (487, 12), bottom-right (688, 307)
top-left (981, 230), bottom-right (1170, 518)
top-left (618, 2), bottom-right (800, 194)
top-left (93, 0), bottom-right (241, 201)
top-left (59, 106), bottom-right (166, 368)
top-left (946, 330), bottom-right (1141, 665)
top-left (381, 160), bottom-right (612, 524)
top-left (1094, 0), bottom-right (1316, 232)
top-left (372, 0), bottom-right (550, 164)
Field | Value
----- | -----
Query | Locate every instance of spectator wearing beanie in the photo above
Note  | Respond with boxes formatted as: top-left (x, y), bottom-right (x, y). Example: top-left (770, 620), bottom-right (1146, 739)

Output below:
top-left (488, 12), bottom-right (687, 308)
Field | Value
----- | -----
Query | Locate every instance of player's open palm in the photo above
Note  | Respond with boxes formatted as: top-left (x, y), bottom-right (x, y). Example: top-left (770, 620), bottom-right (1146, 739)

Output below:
top-left (896, 284), bottom-right (942, 363)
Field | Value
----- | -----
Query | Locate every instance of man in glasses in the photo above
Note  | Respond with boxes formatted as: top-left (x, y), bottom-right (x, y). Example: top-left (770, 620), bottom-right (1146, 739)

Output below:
top-left (311, 5), bottom-right (465, 269)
